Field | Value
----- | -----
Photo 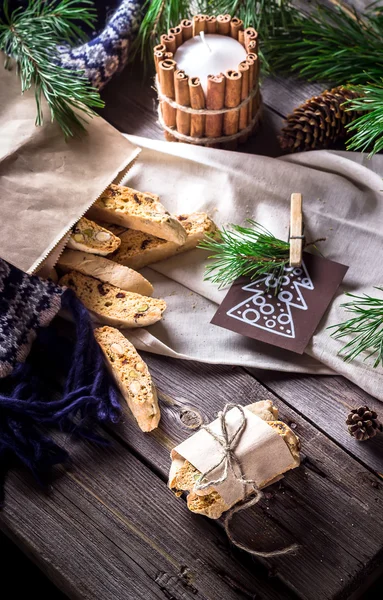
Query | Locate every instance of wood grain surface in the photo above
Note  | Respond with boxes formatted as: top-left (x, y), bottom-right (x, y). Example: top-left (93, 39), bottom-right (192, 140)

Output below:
top-left (1, 2), bottom-right (382, 597)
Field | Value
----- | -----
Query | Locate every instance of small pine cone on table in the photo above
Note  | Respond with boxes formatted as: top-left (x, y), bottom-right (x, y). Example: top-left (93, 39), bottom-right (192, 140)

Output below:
top-left (279, 86), bottom-right (363, 153)
top-left (346, 406), bottom-right (382, 442)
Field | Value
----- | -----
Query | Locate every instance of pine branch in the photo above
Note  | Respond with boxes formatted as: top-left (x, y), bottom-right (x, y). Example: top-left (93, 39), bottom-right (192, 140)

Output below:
top-left (263, 2), bottom-right (383, 85)
top-left (329, 288), bottom-right (383, 368)
top-left (345, 82), bottom-right (383, 156)
top-left (199, 220), bottom-right (290, 288)
top-left (0, 0), bottom-right (104, 138)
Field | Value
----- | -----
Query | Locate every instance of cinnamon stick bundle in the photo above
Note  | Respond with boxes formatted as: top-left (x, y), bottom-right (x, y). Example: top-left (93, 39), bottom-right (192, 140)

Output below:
top-left (169, 26), bottom-right (183, 48)
top-left (180, 19), bottom-right (193, 41)
top-left (223, 70), bottom-right (242, 138)
top-left (193, 14), bottom-right (207, 36)
top-left (159, 59), bottom-right (177, 140)
top-left (161, 33), bottom-right (177, 53)
top-left (217, 14), bottom-right (231, 35)
top-left (230, 17), bottom-right (243, 40)
top-left (175, 70), bottom-right (191, 135)
top-left (245, 28), bottom-right (259, 53)
top-left (205, 73), bottom-right (226, 137)
top-left (189, 77), bottom-right (205, 138)
top-left (206, 16), bottom-right (217, 33)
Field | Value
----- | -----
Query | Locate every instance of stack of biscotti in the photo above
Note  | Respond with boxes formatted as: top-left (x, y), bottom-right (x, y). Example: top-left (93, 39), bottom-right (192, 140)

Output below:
top-left (168, 401), bottom-right (300, 519)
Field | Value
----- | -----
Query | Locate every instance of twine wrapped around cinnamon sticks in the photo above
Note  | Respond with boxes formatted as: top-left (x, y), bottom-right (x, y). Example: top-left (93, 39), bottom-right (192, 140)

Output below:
top-left (154, 14), bottom-right (262, 148)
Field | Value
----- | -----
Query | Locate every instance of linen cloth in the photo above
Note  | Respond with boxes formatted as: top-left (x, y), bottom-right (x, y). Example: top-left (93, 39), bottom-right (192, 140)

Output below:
top-left (120, 135), bottom-right (383, 401)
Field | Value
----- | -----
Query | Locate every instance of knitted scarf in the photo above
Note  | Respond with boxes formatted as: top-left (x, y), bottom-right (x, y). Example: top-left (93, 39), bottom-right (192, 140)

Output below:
top-left (0, 259), bottom-right (120, 503)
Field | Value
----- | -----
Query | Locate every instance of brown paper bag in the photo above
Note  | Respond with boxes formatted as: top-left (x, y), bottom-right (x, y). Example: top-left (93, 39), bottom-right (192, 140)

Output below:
top-left (0, 57), bottom-right (140, 274)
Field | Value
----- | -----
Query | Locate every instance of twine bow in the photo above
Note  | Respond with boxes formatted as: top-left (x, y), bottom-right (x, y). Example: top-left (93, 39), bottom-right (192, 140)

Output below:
top-left (195, 403), bottom-right (299, 558)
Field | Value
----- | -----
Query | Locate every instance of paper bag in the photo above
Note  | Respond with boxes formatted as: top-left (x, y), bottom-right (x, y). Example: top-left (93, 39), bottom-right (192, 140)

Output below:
top-left (0, 57), bottom-right (140, 274)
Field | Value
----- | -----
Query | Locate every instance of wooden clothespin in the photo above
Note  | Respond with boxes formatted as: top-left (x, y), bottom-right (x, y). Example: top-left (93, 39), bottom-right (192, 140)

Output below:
top-left (289, 193), bottom-right (304, 267)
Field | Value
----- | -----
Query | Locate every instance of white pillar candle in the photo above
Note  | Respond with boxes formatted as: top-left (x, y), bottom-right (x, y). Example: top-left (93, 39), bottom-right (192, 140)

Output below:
top-left (174, 33), bottom-right (247, 95)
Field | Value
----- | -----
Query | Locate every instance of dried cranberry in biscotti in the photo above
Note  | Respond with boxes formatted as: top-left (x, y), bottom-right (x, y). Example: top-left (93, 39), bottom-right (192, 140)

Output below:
top-left (98, 283), bottom-right (108, 296)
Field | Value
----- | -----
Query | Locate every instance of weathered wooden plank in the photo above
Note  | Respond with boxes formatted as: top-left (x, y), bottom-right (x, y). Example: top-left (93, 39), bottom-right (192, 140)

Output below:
top-left (106, 353), bottom-right (383, 600)
top-left (252, 371), bottom-right (383, 476)
top-left (0, 434), bottom-right (294, 600)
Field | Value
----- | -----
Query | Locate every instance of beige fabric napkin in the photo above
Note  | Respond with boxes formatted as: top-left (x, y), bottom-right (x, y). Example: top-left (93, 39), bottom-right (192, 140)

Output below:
top-left (120, 135), bottom-right (383, 401)
top-left (0, 60), bottom-right (140, 274)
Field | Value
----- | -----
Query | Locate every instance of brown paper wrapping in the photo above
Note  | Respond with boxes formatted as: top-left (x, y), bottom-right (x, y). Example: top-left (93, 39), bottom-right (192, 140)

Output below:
top-left (206, 16), bottom-right (217, 33)
top-left (189, 77), bottom-right (205, 138)
top-left (230, 17), bottom-right (243, 40)
top-left (161, 33), bottom-right (177, 53)
top-left (192, 14), bottom-right (207, 36)
top-left (0, 59), bottom-right (140, 274)
top-left (223, 70), bottom-right (242, 138)
top-left (180, 19), bottom-right (193, 41)
top-left (175, 70), bottom-right (191, 135)
top-left (205, 73), bottom-right (226, 138)
top-left (171, 407), bottom-right (297, 507)
top-left (169, 26), bottom-right (183, 48)
top-left (159, 59), bottom-right (177, 140)
top-left (217, 14), bottom-right (231, 35)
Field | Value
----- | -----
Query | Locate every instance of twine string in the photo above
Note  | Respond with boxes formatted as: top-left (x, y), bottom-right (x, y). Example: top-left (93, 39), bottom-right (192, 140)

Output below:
top-left (194, 403), bottom-right (299, 558)
top-left (155, 75), bottom-right (259, 115)
top-left (158, 103), bottom-right (262, 145)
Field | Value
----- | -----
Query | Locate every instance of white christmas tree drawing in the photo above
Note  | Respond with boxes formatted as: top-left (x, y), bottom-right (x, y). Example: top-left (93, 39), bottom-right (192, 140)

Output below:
top-left (226, 263), bottom-right (314, 339)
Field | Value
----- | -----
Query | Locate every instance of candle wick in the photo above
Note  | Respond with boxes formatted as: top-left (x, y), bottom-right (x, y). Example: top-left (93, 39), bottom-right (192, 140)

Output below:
top-left (199, 31), bottom-right (212, 53)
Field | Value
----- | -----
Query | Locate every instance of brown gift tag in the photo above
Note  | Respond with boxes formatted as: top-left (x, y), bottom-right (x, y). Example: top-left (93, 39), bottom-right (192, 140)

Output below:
top-left (212, 252), bottom-right (348, 354)
top-left (0, 57), bottom-right (140, 274)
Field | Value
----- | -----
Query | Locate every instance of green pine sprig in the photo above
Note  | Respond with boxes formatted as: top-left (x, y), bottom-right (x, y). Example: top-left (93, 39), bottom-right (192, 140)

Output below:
top-left (199, 220), bottom-right (290, 288)
top-left (345, 82), bottom-right (383, 156)
top-left (0, 0), bottom-right (104, 138)
top-left (329, 288), bottom-right (383, 368)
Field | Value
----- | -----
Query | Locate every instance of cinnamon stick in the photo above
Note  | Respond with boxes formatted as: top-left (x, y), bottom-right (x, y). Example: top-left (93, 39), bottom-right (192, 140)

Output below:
top-left (223, 70), bottom-right (242, 137)
top-left (217, 14), bottom-right (231, 35)
top-left (189, 77), bottom-right (205, 138)
top-left (230, 17), bottom-right (243, 40)
top-left (161, 33), bottom-right (177, 53)
top-left (206, 16), bottom-right (217, 33)
top-left (169, 26), bottom-right (183, 48)
top-left (193, 14), bottom-right (207, 36)
top-left (238, 61), bottom-right (250, 132)
top-left (154, 43), bottom-right (167, 54)
top-left (159, 59), bottom-right (177, 140)
top-left (205, 73), bottom-right (226, 137)
top-left (238, 30), bottom-right (245, 46)
top-left (154, 51), bottom-right (164, 76)
top-left (175, 70), bottom-right (191, 136)
top-left (246, 52), bottom-right (260, 123)
top-left (180, 19), bottom-right (193, 41)
top-left (245, 27), bottom-right (259, 53)
top-left (246, 39), bottom-right (257, 55)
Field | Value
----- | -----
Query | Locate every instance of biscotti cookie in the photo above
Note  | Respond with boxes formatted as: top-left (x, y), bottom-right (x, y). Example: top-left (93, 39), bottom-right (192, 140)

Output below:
top-left (87, 184), bottom-right (187, 245)
top-left (110, 212), bottom-right (217, 270)
top-left (94, 326), bottom-right (160, 432)
top-left (168, 401), bottom-right (300, 519)
top-left (58, 250), bottom-right (153, 296)
top-left (59, 271), bottom-right (166, 328)
top-left (67, 217), bottom-right (121, 256)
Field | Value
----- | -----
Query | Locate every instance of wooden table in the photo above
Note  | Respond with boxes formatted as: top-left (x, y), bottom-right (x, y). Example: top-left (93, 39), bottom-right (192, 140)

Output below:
top-left (1, 62), bottom-right (383, 600)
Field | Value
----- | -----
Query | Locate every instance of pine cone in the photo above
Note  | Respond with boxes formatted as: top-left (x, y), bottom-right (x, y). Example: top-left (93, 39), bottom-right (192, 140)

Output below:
top-left (346, 406), bottom-right (382, 442)
top-left (279, 86), bottom-right (363, 153)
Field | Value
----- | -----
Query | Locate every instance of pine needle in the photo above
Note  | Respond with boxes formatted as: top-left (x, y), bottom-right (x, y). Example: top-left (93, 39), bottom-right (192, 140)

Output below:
top-left (329, 288), bottom-right (383, 368)
top-left (199, 220), bottom-right (290, 288)
top-left (0, 0), bottom-right (104, 138)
